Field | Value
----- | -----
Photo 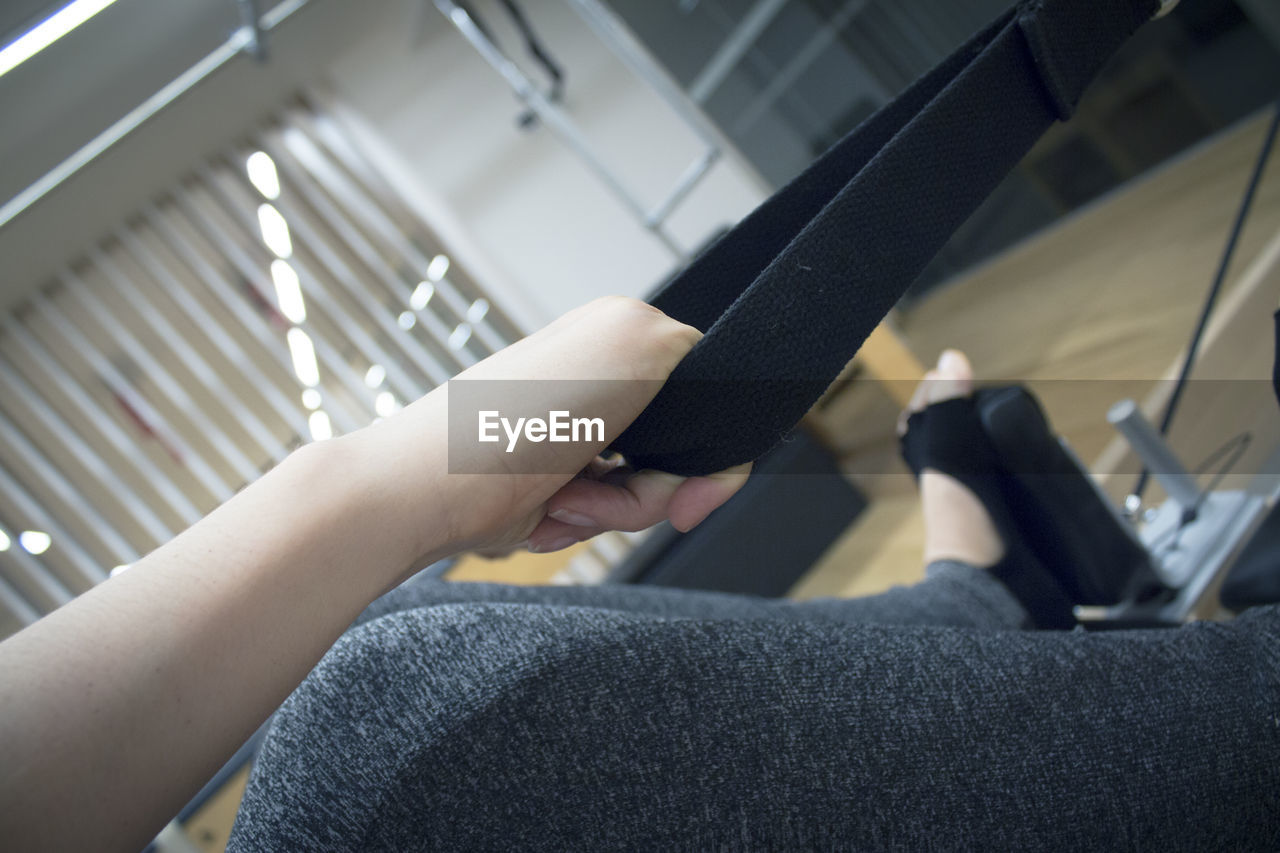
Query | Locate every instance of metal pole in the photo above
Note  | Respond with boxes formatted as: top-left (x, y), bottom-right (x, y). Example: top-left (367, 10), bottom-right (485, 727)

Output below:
top-left (687, 0), bottom-right (788, 104)
top-left (731, 0), bottom-right (880, 136)
top-left (0, 0), bottom-right (312, 230)
top-left (435, 0), bottom-right (687, 259)
top-left (565, 0), bottom-right (726, 150)
top-left (1107, 399), bottom-right (1202, 509)
top-left (236, 0), bottom-right (268, 61)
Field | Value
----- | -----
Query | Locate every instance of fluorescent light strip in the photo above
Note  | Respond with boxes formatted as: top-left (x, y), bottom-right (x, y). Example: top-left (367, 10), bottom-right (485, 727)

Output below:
top-left (374, 391), bottom-right (398, 418)
top-left (308, 410), bottom-right (333, 441)
top-left (0, 0), bottom-right (121, 78)
top-left (246, 151), bottom-right (281, 200)
top-left (257, 203), bottom-right (293, 259)
top-left (19, 530), bottom-right (51, 555)
top-left (270, 260), bottom-right (307, 324)
top-left (286, 327), bottom-right (320, 387)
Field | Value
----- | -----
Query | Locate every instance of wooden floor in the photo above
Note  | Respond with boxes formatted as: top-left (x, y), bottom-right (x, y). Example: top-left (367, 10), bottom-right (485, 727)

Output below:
top-left (793, 109), bottom-right (1280, 600)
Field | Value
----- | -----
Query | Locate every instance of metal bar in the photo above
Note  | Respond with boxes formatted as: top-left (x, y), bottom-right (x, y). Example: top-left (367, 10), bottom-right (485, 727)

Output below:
top-left (693, 0), bottom-right (831, 171)
top-left (0, 462), bottom-right (107, 590)
top-left (123, 217), bottom-right (317, 445)
top-left (33, 288), bottom-right (236, 503)
top-left (435, 0), bottom-right (686, 259)
top-left (0, 0), bottom-right (312, 230)
top-left (0, 407), bottom-right (140, 565)
top-left (0, 569), bottom-right (40, 628)
top-left (237, 0), bottom-right (268, 61)
top-left (68, 259), bottom-right (262, 487)
top-left (687, 0), bottom-right (788, 104)
top-left (2, 317), bottom-right (203, 526)
top-left (0, 352), bottom-right (175, 546)
top-left (646, 148), bottom-right (719, 227)
top-left (172, 181), bottom-right (371, 427)
top-left (260, 135), bottom-right (479, 369)
top-left (731, 0), bottom-right (880, 136)
top-left (565, 0), bottom-right (725, 149)
top-left (103, 235), bottom-right (292, 466)
top-left (1107, 399), bottom-right (1202, 508)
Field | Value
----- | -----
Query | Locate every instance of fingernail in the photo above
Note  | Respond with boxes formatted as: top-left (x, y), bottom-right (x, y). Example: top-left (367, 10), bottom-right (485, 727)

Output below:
top-left (529, 536), bottom-right (577, 554)
top-left (549, 508), bottom-right (596, 527)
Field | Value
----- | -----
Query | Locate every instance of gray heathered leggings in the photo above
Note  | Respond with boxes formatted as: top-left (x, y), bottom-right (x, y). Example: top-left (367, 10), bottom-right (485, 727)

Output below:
top-left (229, 563), bottom-right (1280, 851)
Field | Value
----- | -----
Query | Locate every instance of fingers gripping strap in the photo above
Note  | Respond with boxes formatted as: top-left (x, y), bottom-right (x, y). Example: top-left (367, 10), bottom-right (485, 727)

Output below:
top-left (612, 0), bottom-right (1157, 476)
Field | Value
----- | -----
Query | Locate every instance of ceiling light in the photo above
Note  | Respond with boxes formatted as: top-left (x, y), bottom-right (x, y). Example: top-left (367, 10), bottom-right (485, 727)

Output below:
top-left (19, 530), bottom-right (51, 555)
top-left (270, 260), bottom-right (307, 324)
top-left (426, 254), bottom-right (450, 282)
top-left (0, 529), bottom-right (9, 551)
top-left (397, 311), bottom-right (416, 330)
top-left (447, 324), bottom-right (472, 351)
top-left (300, 388), bottom-right (322, 410)
top-left (308, 410), bottom-right (333, 441)
top-left (364, 364), bottom-right (386, 388)
top-left (374, 391), bottom-right (398, 418)
top-left (286, 327), bottom-right (320, 387)
top-left (257, 203), bottom-right (292, 259)
top-left (410, 281), bottom-right (434, 311)
top-left (246, 151), bottom-right (280, 200)
top-left (0, 0), bottom-right (121, 79)
top-left (467, 298), bottom-right (489, 324)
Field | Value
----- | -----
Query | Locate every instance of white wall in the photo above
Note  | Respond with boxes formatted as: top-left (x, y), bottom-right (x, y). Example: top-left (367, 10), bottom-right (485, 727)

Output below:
top-left (323, 0), bottom-right (769, 328)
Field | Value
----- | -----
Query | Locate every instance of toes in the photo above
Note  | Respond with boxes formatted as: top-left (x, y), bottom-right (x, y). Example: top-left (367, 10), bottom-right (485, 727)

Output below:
top-left (926, 349), bottom-right (973, 404)
top-left (898, 369), bottom-right (939, 436)
top-left (898, 350), bottom-right (976, 436)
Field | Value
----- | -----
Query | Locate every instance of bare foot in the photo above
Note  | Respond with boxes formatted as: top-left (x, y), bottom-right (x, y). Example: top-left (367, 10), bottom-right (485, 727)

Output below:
top-left (898, 350), bottom-right (1005, 568)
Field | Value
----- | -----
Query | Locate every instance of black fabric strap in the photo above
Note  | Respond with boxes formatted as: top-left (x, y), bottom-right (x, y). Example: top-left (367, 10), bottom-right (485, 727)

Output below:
top-left (612, 0), bottom-right (1157, 476)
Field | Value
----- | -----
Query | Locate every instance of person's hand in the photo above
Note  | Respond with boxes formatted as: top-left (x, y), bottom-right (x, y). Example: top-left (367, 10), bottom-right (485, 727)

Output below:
top-left (341, 297), bottom-right (750, 572)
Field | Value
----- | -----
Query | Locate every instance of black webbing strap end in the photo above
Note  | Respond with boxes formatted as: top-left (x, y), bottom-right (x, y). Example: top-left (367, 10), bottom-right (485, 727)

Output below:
top-left (1017, 0), bottom-right (1159, 121)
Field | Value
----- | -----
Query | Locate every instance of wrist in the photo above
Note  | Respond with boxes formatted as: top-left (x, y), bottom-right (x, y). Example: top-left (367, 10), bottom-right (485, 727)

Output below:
top-left (334, 386), bottom-right (465, 570)
top-left (286, 424), bottom-right (457, 588)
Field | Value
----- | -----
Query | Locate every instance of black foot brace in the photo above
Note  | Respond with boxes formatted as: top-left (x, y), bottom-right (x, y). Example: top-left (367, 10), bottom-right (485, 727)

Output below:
top-left (901, 397), bottom-right (1076, 629)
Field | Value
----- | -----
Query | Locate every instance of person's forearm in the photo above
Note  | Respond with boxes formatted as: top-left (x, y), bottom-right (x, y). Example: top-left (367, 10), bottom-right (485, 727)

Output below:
top-left (0, 297), bottom-right (722, 851)
top-left (0, 432), bottom-right (448, 852)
